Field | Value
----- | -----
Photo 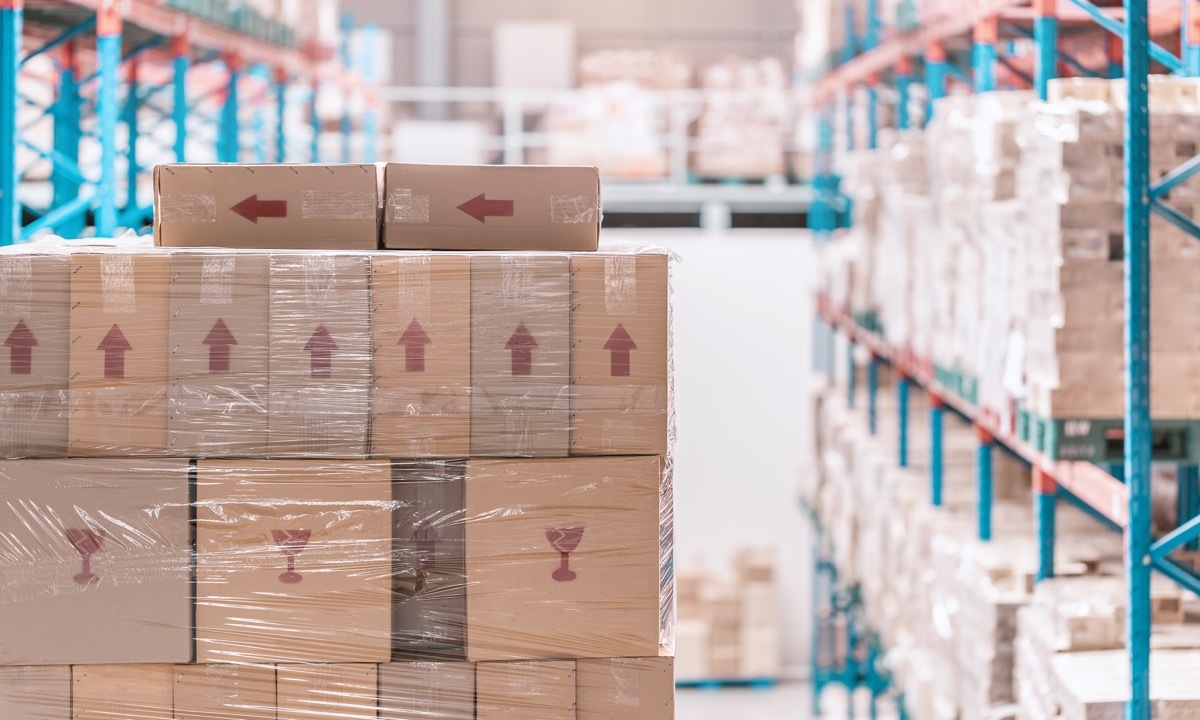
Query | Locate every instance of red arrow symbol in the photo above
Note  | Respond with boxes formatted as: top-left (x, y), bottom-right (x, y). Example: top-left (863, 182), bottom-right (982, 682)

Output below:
top-left (603, 324), bottom-right (638, 377)
top-left (398, 318), bottom-right (432, 372)
top-left (4, 319), bottom-right (37, 376)
top-left (230, 194), bottom-right (288, 223)
top-left (304, 325), bottom-right (338, 377)
top-left (457, 193), bottom-right (515, 223)
top-left (202, 318), bottom-right (238, 373)
top-left (505, 322), bottom-right (538, 376)
top-left (97, 324), bottom-right (132, 380)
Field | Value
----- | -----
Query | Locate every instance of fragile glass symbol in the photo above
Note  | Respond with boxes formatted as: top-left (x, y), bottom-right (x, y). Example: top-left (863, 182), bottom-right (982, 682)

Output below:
top-left (545, 526), bottom-right (584, 582)
top-left (65, 527), bottom-right (106, 586)
top-left (272, 529), bottom-right (312, 584)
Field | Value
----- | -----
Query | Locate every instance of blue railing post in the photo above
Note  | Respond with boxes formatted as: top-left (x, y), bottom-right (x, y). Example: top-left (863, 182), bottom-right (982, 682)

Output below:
top-left (172, 34), bottom-right (188, 162)
top-left (924, 41), bottom-right (947, 123)
top-left (1179, 465), bottom-right (1200, 550)
top-left (1034, 466), bottom-right (1056, 580)
top-left (847, 339), bottom-right (858, 409)
top-left (340, 12), bottom-right (355, 163)
top-left (361, 23), bottom-right (380, 163)
top-left (896, 56), bottom-right (913, 131)
top-left (52, 40), bottom-right (83, 239)
top-left (218, 54), bottom-right (242, 163)
top-left (898, 375), bottom-right (910, 468)
top-left (976, 425), bottom-right (994, 541)
top-left (1034, 0), bottom-right (1059, 99)
top-left (250, 64), bottom-right (269, 163)
top-left (310, 79), bottom-right (321, 163)
top-left (274, 68), bottom-right (287, 162)
top-left (0, 0), bottom-right (21, 246)
top-left (95, 4), bottom-right (121, 236)
top-left (868, 354), bottom-right (879, 435)
top-left (930, 395), bottom-right (944, 506)
top-left (866, 74), bottom-right (878, 150)
top-left (973, 16), bottom-right (998, 93)
top-left (122, 58), bottom-right (140, 225)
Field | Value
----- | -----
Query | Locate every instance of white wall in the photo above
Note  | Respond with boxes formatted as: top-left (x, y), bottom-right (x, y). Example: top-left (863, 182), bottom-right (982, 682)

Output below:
top-left (609, 228), bottom-right (815, 673)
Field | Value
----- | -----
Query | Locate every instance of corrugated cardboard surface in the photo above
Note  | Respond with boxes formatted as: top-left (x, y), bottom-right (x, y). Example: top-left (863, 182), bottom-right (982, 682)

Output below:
top-left (195, 460), bottom-right (392, 663)
top-left (0, 459), bottom-right (192, 665)
top-left (372, 255), bottom-right (471, 458)
top-left (268, 254), bottom-right (372, 457)
top-left (570, 254), bottom-right (669, 456)
top-left (154, 164), bottom-right (380, 250)
top-left (68, 252), bottom-right (170, 456)
top-left (378, 661), bottom-right (474, 720)
top-left (470, 255), bottom-right (570, 457)
top-left (169, 251), bottom-right (270, 457)
top-left (576, 657), bottom-right (674, 720)
top-left (465, 456), bottom-right (662, 661)
top-left (475, 660), bottom-right (576, 720)
top-left (393, 461), bottom-right (467, 656)
top-left (276, 663), bottom-right (379, 720)
top-left (72, 664), bottom-right (174, 719)
top-left (0, 253), bottom-right (69, 458)
top-left (173, 664), bottom-right (277, 720)
top-left (383, 164), bottom-right (600, 251)
top-left (0, 665), bottom-right (70, 720)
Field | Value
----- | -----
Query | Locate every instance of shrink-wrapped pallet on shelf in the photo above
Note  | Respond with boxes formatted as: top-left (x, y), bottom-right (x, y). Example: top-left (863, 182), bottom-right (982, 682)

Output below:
top-left (693, 57), bottom-right (790, 180)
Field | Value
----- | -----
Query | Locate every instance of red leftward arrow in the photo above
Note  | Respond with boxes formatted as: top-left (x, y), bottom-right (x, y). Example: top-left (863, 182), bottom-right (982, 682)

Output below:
top-left (305, 325), bottom-right (338, 378)
top-left (457, 193), bottom-right (515, 223)
top-left (603, 324), bottom-right (638, 377)
top-left (505, 322), bottom-right (538, 376)
top-left (398, 318), bottom-right (432, 372)
top-left (202, 318), bottom-right (239, 373)
top-left (4, 319), bottom-right (37, 376)
top-left (231, 195), bottom-right (288, 223)
top-left (97, 324), bottom-right (132, 380)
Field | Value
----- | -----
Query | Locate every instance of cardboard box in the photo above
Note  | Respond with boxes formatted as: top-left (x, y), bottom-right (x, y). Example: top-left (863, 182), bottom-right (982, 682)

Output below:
top-left (276, 664), bottom-right (379, 720)
top-left (195, 460), bottom-right (393, 663)
top-left (371, 255), bottom-right (471, 457)
top-left (168, 251), bottom-right (270, 456)
top-left (0, 253), bottom-right (70, 458)
top-left (464, 456), bottom-right (662, 661)
top-left (0, 666), bottom-right (70, 720)
top-left (576, 657), bottom-right (674, 720)
top-left (154, 164), bottom-right (380, 250)
top-left (393, 461), bottom-right (467, 656)
top-left (383, 164), bottom-right (600, 251)
top-left (68, 251), bottom-right (170, 456)
top-left (378, 661), bottom-right (474, 720)
top-left (72, 664), bottom-right (174, 720)
top-left (475, 661), bottom-right (576, 720)
top-left (173, 664), bottom-right (276, 720)
top-left (470, 255), bottom-right (570, 457)
top-left (570, 253), bottom-right (669, 456)
top-left (268, 254), bottom-right (372, 457)
top-left (0, 459), bottom-right (191, 665)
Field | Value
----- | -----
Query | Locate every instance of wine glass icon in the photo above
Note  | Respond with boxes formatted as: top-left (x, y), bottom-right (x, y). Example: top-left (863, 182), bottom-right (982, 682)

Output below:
top-left (65, 527), bottom-right (106, 586)
top-left (271, 529), bottom-right (312, 584)
top-left (544, 526), bottom-right (585, 582)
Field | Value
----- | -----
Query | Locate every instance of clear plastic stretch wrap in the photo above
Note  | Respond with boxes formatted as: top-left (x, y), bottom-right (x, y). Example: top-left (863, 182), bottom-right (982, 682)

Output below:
top-left (0, 238), bottom-right (676, 720)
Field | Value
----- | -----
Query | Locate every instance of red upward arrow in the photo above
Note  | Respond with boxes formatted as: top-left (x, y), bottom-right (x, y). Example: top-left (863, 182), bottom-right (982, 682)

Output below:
top-left (398, 318), bottom-right (432, 372)
top-left (230, 194), bottom-right (288, 223)
top-left (304, 325), bottom-right (338, 377)
top-left (457, 193), bottom-right (515, 223)
top-left (202, 318), bottom-right (239, 373)
top-left (4, 319), bottom-right (37, 376)
top-left (505, 322), bottom-right (538, 376)
top-left (97, 324), bottom-right (133, 380)
top-left (603, 324), bottom-right (638, 377)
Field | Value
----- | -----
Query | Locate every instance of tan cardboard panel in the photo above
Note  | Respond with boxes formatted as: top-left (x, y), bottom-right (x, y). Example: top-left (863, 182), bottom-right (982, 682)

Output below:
top-left (0, 459), bottom-right (192, 665)
top-left (154, 164), bottom-right (380, 250)
top-left (276, 664), bottom-right (379, 720)
top-left (470, 255), bottom-right (570, 457)
top-left (68, 252), bottom-right (170, 456)
top-left (0, 254), bottom-right (70, 458)
top-left (372, 255), bottom-right (471, 458)
top-left (475, 661), bottom-right (576, 720)
top-left (383, 164), bottom-right (599, 251)
top-left (195, 460), bottom-right (392, 663)
top-left (268, 254), bottom-right (372, 458)
top-left (71, 665), bottom-right (174, 720)
top-left (378, 661), bottom-right (474, 720)
top-left (570, 254), bottom-right (669, 456)
top-left (168, 251), bottom-right (270, 457)
top-left (173, 664), bottom-right (276, 720)
top-left (576, 657), bottom-right (674, 720)
top-left (465, 456), bottom-right (662, 661)
top-left (0, 666), bottom-right (70, 720)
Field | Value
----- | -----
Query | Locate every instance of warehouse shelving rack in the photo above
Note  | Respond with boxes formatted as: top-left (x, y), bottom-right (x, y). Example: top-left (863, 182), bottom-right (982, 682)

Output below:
top-left (0, 0), bottom-right (381, 246)
top-left (808, 1), bottom-right (1200, 717)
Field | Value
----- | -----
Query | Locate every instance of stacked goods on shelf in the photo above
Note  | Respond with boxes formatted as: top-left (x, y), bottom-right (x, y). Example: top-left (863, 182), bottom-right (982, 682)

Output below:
top-left (675, 550), bottom-right (782, 683)
top-left (692, 57), bottom-right (790, 181)
top-left (0, 163), bottom-right (675, 719)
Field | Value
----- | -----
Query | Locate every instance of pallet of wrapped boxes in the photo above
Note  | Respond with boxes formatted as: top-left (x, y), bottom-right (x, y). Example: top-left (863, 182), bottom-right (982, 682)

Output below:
top-left (0, 162), bottom-right (676, 720)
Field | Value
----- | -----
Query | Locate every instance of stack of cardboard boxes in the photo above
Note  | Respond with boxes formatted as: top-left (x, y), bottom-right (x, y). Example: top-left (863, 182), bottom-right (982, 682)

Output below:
top-left (0, 162), bottom-right (675, 719)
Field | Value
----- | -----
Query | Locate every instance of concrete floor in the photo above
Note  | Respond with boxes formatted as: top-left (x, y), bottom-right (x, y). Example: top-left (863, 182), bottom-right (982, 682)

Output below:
top-left (677, 682), bottom-right (813, 720)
